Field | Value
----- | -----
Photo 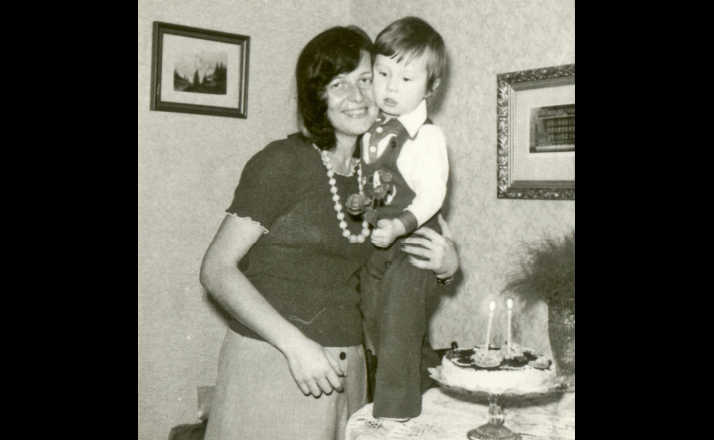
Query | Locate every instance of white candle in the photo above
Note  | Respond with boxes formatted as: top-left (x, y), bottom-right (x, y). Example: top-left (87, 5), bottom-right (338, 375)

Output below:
top-left (484, 300), bottom-right (496, 351)
top-left (506, 298), bottom-right (513, 354)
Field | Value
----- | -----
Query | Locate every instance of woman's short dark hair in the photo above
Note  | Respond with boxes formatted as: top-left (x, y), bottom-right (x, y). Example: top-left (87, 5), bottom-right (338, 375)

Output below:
top-left (296, 26), bottom-right (373, 151)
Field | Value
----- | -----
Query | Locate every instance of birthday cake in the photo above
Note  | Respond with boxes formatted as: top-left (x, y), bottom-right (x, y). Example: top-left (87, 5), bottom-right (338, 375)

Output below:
top-left (438, 343), bottom-right (556, 394)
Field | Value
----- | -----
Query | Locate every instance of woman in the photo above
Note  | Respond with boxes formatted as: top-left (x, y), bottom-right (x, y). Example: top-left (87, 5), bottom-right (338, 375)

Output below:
top-left (200, 26), bottom-right (458, 440)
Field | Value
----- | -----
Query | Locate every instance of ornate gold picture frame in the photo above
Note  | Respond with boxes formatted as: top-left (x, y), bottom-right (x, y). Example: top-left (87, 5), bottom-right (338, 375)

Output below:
top-left (497, 64), bottom-right (574, 200)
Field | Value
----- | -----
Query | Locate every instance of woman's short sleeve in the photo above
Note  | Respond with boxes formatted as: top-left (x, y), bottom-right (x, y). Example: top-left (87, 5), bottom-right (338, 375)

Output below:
top-left (226, 142), bottom-right (298, 230)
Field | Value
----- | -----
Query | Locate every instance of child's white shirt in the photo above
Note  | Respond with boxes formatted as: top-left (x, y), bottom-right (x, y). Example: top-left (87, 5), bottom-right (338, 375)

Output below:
top-left (362, 100), bottom-right (449, 228)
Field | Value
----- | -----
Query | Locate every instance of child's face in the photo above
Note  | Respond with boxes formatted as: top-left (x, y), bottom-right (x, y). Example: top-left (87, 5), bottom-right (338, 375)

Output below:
top-left (373, 52), bottom-right (430, 117)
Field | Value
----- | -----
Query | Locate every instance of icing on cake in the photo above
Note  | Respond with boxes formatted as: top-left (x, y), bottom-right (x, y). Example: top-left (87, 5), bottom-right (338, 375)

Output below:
top-left (439, 345), bottom-right (555, 394)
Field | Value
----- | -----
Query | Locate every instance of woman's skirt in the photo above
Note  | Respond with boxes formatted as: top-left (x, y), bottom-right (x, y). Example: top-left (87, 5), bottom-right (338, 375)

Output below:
top-left (204, 329), bottom-right (367, 440)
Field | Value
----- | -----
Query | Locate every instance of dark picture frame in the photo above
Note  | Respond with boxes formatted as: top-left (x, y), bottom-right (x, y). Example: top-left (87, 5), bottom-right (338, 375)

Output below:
top-left (497, 64), bottom-right (574, 200)
top-left (150, 21), bottom-right (249, 118)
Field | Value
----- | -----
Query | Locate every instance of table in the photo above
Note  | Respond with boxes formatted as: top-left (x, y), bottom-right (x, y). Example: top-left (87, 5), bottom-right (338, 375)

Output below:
top-left (345, 387), bottom-right (574, 440)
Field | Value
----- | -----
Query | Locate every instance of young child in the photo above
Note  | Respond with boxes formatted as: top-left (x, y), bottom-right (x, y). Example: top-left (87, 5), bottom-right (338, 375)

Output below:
top-left (356, 16), bottom-right (449, 421)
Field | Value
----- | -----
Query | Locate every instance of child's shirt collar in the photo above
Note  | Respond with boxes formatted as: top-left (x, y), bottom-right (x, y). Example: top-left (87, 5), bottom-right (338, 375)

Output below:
top-left (382, 99), bottom-right (428, 139)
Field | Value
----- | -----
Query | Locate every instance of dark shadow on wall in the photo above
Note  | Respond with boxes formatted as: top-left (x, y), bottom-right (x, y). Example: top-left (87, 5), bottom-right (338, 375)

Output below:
top-left (426, 47), bottom-right (451, 118)
top-left (428, 47), bottom-right (454, 225)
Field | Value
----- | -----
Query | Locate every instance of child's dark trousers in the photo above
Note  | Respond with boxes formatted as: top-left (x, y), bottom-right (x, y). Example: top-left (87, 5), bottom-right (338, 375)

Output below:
top-left (361, 217), bottom-right (441, 419)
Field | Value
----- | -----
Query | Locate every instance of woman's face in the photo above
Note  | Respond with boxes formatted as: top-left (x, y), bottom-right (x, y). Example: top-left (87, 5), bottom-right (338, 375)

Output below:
top-left (324, 51), bottom-right (378, 140)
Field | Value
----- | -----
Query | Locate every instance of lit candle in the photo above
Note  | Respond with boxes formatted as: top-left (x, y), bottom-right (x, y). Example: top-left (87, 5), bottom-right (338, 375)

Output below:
top-left (484, 300), bottom-right (496, 352)
top-left (506, 298), bottom-right (513, 355)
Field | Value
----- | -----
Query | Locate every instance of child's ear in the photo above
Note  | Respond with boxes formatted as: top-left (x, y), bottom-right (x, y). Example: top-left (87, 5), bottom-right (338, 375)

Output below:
top-left (426, 78), bottom-right (441, 98)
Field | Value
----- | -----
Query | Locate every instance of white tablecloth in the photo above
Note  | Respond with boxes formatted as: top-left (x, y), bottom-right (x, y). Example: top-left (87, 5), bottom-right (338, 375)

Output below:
top-left (346, 387), bottom-right (574, 440)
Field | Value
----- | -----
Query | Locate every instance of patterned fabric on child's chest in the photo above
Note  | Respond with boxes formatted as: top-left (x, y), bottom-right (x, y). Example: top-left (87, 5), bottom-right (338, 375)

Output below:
top-left (364, 117), bottom-right (408, 164)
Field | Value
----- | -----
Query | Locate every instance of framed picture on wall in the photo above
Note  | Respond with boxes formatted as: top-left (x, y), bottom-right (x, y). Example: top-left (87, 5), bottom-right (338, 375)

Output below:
top-left (496, 64), bottom-right (574, 200)
top-left (150, 21), bottom-right (249, 118)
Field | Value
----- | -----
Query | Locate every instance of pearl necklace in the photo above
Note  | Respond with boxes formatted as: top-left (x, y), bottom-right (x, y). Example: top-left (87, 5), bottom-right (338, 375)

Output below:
top-left (315, 146), bottom-right (370, 244)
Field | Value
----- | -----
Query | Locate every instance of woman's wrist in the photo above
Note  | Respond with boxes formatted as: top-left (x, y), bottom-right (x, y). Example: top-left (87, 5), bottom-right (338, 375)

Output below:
top-left (435, 267), bottom-right (455, 285)
top-left (272, 323), bottom-right (309, 357)
top-left (435, 237), bottom-right (458, 282)
top-left (436, 274), bottom-right (454, 286)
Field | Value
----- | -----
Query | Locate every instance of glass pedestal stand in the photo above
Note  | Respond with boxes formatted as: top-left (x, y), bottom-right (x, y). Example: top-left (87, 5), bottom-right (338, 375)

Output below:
top-left (467, 394), bottom-right (520, 440)
top-left (429, 365), bottom-right (569, 440)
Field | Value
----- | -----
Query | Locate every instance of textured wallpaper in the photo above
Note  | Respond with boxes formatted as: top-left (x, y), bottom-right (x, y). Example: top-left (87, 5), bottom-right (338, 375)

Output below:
top-left (138, 1), bottom-right (574, 439)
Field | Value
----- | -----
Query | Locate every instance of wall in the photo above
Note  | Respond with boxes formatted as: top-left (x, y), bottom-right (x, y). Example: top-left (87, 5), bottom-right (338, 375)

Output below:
top-left (351, 0), bottom-right (575, 353)
top-left (138, 1), bottom-right (350, 439)
top-left (139, 0), bottom-right (574, 438)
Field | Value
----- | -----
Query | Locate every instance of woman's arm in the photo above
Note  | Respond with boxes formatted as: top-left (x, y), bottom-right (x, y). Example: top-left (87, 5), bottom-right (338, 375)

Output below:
top-left (400, 214), bottom-right (459, 280)
top-left (200, 214), bottom-right (344, 397)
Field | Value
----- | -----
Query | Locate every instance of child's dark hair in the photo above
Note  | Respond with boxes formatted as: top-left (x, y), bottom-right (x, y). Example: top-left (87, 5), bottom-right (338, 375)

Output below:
top-left (296, 26), bottom-right (373, 150)
top-left (374, 16), bottom-right (446, 94)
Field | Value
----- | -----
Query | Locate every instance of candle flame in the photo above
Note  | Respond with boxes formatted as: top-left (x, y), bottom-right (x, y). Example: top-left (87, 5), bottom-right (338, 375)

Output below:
top-left (506, 298), bottom-right (513, 309)
top-left (489, 301), bottom-right (496, 311)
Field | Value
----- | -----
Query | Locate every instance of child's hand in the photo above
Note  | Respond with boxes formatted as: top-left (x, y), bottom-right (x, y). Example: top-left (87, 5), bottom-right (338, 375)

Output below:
top-left (371, 219), bottom-right (403, 248)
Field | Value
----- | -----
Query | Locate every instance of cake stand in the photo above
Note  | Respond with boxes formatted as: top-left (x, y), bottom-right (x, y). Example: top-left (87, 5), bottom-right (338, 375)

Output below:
top-left (428, 366), bottom-right (568, 440)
